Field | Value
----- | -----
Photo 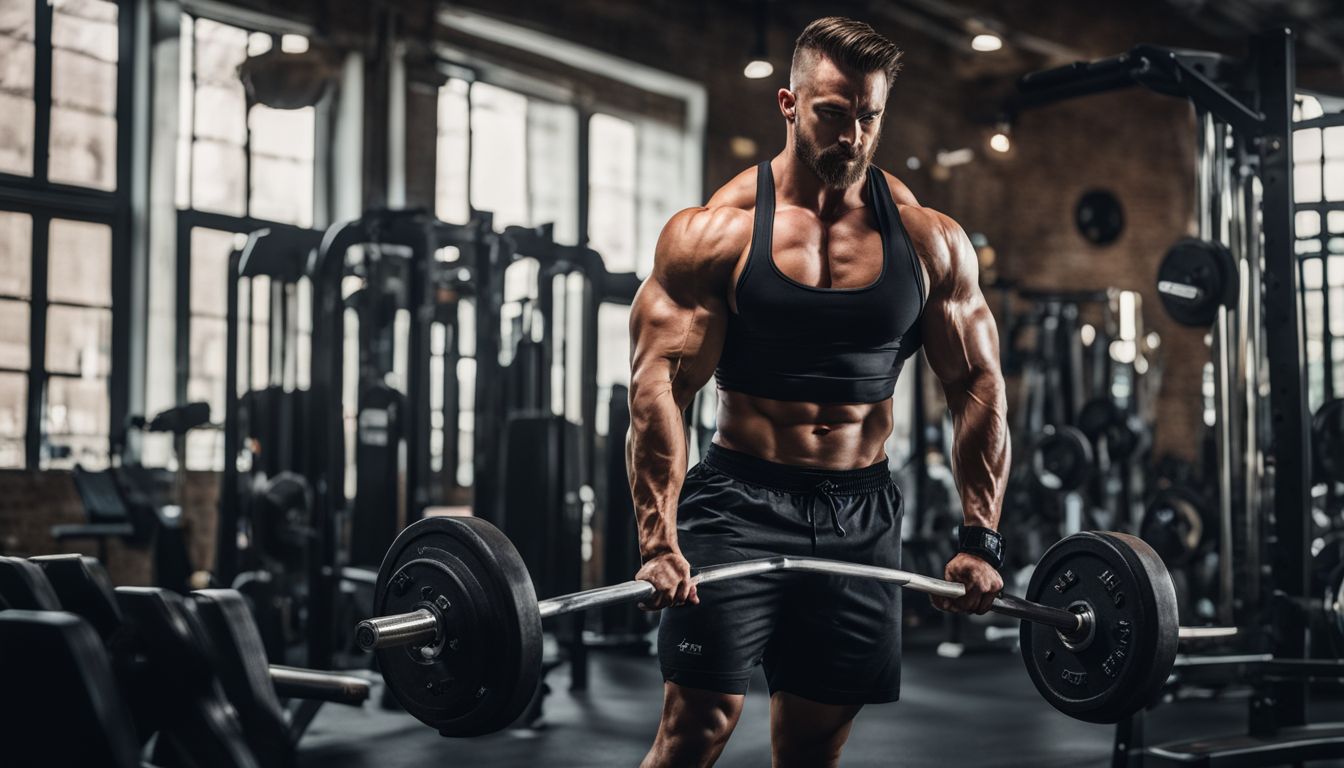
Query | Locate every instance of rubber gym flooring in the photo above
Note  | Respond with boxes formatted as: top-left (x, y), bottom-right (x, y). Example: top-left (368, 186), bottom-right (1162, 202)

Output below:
top-left (296, 644), bottom-right (1344, 767)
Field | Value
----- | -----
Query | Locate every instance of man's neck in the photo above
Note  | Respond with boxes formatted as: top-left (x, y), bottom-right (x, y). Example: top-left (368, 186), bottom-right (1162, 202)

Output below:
top-left (771, 145), bottom-right (868, 219)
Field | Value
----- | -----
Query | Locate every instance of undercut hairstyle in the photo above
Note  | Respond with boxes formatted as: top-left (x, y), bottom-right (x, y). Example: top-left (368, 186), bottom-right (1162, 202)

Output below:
top-left (790, 16), bottom-right (903, 91)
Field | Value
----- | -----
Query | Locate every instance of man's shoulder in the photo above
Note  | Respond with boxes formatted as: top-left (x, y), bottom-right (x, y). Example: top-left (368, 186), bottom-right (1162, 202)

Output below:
top-left (894, 202), bottom-right (970, 288)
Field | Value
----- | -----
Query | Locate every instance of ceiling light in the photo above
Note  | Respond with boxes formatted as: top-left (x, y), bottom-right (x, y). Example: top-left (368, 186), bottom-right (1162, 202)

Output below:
top-left (971, 34), bottom-right (1002, 52)
top-left (744, 59), bottom-right (774, 79)
top-left (989, 132), bottom-right (1010, 153)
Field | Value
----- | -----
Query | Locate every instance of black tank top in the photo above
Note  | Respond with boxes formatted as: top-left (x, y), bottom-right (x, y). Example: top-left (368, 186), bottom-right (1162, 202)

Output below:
top-left (714, 162), bottom-right (925, 404)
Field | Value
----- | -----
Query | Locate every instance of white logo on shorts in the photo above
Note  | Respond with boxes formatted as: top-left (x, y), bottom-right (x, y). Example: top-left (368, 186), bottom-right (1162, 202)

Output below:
top-left (677, 639), bottom-right (703, 656)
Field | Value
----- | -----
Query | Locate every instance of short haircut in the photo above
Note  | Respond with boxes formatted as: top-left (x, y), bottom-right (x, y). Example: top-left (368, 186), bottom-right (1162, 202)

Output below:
top-left (790, 16), bottom-right (903, 91)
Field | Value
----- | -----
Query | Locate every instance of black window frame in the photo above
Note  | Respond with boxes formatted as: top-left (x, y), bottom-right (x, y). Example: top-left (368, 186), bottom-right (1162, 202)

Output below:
top-left (0, 0), bottom-right (135, 469)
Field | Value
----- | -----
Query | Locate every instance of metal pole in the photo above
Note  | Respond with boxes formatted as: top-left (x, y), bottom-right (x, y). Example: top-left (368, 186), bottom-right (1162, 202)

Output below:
top-left (1255, 27), bottom-right (1308, 731)
top-left (1197, 110), bottom-right (1237, 627)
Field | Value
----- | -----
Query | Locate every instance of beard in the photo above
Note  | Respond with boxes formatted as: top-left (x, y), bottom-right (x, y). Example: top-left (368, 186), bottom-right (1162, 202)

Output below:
top-left (794, 122), bottom-right (878, 189)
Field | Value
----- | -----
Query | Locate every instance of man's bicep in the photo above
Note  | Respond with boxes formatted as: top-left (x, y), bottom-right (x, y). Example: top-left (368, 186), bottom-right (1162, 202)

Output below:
top-left (921, 223), bottom-right (1001, 389)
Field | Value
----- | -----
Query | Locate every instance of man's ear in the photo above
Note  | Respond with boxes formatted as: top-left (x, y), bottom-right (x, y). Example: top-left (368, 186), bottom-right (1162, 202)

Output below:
top-left (778, 88), bottom-right (797, 121)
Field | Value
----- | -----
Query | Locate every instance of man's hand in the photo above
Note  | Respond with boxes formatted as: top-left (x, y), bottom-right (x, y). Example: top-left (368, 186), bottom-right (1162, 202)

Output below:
top-left (635, 551), bottom-right (700, 611)
top-left (930, 552), bottom-right (1003, 614)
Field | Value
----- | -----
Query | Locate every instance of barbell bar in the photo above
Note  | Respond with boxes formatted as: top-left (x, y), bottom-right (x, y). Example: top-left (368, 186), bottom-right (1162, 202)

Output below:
top-left (357, 556), bottom-right (1089, 653)
top-left (358, 517), bottom-right (1179, 735)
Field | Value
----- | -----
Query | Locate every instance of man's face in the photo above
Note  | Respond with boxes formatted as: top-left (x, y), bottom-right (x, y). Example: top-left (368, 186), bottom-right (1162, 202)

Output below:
top-left (785, 54), bottom-right (887, 189)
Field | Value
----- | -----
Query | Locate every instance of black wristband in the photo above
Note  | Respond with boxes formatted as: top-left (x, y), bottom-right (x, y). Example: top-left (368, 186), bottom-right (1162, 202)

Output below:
top-left (957, 525), bottom-right (1004, 570)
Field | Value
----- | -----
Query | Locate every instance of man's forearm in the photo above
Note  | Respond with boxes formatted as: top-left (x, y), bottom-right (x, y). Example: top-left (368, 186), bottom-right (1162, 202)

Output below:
top-left (627, 379), bottom-right (690, 559)
top-left (946, 369), bottom-right (1010, 529)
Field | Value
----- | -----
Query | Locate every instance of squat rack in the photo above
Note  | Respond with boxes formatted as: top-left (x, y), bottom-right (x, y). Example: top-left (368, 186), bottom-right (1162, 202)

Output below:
top-left (1016, 29), bottom-right (1337, 763)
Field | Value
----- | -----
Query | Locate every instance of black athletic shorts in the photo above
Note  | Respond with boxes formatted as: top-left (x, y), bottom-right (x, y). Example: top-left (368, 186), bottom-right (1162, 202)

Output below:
top-left (657, 444), bottom-right (903, 705)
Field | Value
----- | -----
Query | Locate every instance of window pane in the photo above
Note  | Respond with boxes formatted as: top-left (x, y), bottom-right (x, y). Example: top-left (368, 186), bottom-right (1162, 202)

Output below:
top-left (0, 211), bottom-right (32, 297)
top-left (176, 16), bottom-right (193, 208)
top-left (1296, 128), bottom-right (1321, 163)
top-left (52, 0), bottom-right (118, 62)
top-left (0, 1), bottom-right (35, 40)
top-left (1327, 160), bottom-right (1344, 203)
top-left (194, 18), bottom-right (247, 85)
top-left (597, 304), bottom-right (630, 389)
top-left (0, 92), bottom-right (35, 176)
top-left (470, 82), bottom-right (528, 228)
top-left (637, 120), bottom-right (685, 277)
top-left (43, 375), bottom-right (109, 469)
top-left (46, 304), bottom-right (111, 376)
top-left (0, 0), bottom-right (34, 179)
top-left (527, 100), bottom-right (578, 244)
top-left (52, 48), bottom-right (115, 114)
top-left (185, 430), bottom-right (223, 471)
top-left (49, 106), bottom-right (116, 189)
top-left (0, 299), bottom-right (28, 369)
top-left (1296, 161), bottom-right (1323, 204)
top-left (0, 371), bottom-right (23, 468)
top-left (48, 218), bottom-right (111, 306)
top-left (190, 227), bottom-right (239, 318)
top-left (250, 154), bottom-right (313, 227)
top-left (1299, 211), bottom-right (1321, 238)
top-left (1327, 127), bottom-right (1344, 160)
top-left (589, 113), bottom-right (637, 272)
top-left (436, 79), bottom-right (470, 224)
top-left (192, 139), bottom-right (246, 216)
top-left (249, 104), bottom-right (314, 160)
top-left (194, 83), bottom-right (247, 144)
top-left (0, 35), bottom-right (34, 95)
top-left (187, 315), bottom-right (227, 421)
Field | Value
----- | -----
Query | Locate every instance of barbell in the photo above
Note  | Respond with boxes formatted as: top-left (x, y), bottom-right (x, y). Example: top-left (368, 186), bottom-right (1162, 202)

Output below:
top-left (354, 516), bottom-right (1178, 736)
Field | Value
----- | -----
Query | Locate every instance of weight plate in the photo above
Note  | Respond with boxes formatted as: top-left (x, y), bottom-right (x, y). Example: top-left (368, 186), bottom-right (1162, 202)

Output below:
top-left (1156, 238), bottom-right (1236, 327)
top-left (1030, 425), bottom-right (1093, 492)
top-left (1076, 398), bottom-right (1145, 461)
top-left (1019, 531), bottom-right (1179, 723)
top-left (1139, 486), bottom-right (1207, 566)
top-left (373, 516), bottom-right (542, 737)
top-left (1312, 398), bottom-right (1344, 485)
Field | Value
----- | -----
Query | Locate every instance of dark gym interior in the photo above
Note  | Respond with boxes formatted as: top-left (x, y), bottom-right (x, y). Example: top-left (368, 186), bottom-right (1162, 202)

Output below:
top-left (1, 0), bottom-right (1344, 765)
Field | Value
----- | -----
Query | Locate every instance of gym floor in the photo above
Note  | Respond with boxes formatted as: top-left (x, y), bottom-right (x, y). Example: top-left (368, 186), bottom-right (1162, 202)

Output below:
top-left (298, 645), bottom-right (1336, 767)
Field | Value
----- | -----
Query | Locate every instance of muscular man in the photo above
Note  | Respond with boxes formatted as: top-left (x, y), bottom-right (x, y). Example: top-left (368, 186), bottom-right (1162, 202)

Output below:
top-left (627, 16), bottom-right (1009, 768)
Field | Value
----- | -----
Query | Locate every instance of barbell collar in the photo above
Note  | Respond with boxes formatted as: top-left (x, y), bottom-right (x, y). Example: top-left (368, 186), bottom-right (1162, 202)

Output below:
top-left (356, 608), bottom-right (437, 651)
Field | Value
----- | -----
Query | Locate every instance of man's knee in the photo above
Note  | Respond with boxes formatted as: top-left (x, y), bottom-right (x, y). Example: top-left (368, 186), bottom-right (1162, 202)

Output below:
top-left (644, 683), bottom-right (745, 767)
top-left (662, 683), bottom-right (744, 740)
top-left (770, 692), bottom-right (863, 767)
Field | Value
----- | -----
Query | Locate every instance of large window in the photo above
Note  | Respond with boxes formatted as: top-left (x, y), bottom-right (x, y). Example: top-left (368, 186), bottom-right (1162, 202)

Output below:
top-left (176, 16), bottom-right (315, 226)
top-left (433, 72), bottom-right (694, 461)
top-left (1295, 95), bottom-right (1344, 413)
top-left (162, 14), bottom-right (320, 470)
top-left (0, 0), bottom-right (128, 469)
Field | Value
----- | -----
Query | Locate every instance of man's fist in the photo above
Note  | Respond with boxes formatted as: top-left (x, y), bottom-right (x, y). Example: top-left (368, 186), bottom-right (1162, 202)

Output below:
top-left (930, 552), bottom-right (1002, 614)
top-left (635, 551), bottom-right (700, 611)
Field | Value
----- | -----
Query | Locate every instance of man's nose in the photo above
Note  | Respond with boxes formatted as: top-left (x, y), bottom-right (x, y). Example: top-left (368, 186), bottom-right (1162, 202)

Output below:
top-left (838, 120), bottom-right (861, 149)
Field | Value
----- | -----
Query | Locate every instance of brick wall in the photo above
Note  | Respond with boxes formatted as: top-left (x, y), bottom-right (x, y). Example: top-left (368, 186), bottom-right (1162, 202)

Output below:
top-left (0, 470), bottom-right (220, 586)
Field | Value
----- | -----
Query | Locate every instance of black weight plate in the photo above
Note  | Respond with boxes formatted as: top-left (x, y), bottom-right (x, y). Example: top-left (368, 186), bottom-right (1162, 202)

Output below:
top-left (1076, 398), bottom-right (1145, 461)
top-left (1139, 486), bottom-right (1206, 566)
top-left (1075, 189), bottom-right (1125, 246)
top-left (1156, 238), bottom-right (1236, 327)
top-left (1097, 533), bottom-right (1179, 719)
top-left (373, 516), bottom-right (542, 737)
top-left (1031, 425), bottom-right (1093, 492)
top-left (1313, 398), bottom-right (1344, 485)
top-left (1019, 531), bottom-right (1178, 723)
